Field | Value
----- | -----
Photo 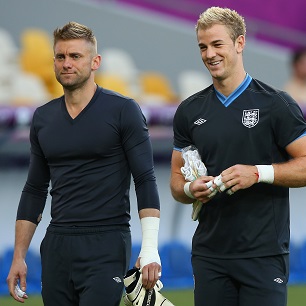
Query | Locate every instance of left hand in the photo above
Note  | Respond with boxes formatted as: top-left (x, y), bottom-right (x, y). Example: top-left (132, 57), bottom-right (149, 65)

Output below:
top-left (219, 164), bottom-right (259, 194)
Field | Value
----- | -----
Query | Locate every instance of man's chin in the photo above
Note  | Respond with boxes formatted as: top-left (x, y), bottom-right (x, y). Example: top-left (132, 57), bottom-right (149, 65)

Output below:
top-left (59, 81), bottom-right (77, 91)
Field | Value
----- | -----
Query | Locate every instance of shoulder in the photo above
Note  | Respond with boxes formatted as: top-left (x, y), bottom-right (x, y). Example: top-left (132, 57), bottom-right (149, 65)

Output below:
top-left (248, 79), bottom-right (299, 107)
top-left (99, 86), bottom-right (135, 104)
top-left (33, 97), bottom-right (62, 118)
top-left (177, 85), bottom-right (214, 111)
top-left (98, 86), bottom-right (141, 111)
top-left (249, 79), bottom-right (290, 99)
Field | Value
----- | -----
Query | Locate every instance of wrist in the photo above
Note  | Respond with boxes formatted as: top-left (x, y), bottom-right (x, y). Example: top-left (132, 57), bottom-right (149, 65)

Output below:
top-left (184, 182), bottom-right (196, 199)
top-left (255, 165), bottom-right (274, 184)
top-left (139, 217), bottom-right (160, 267)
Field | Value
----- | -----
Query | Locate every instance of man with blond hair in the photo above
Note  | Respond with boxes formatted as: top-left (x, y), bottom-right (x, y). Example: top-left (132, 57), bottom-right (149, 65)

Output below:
top-left (171, 7), bottom-right (306, 306)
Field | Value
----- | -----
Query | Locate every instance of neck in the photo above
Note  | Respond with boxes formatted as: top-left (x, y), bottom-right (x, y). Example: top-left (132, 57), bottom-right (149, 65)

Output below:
top-left (64, 82), bottom-right (97, 118)
top-left (213, 70), bottom-right (247, 97)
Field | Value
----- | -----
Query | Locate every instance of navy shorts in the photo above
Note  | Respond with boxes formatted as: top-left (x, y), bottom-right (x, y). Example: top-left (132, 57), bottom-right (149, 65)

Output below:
top-left (192, 254), bottom-right (289, 306)
top-left (40, 224), bottom-right (131, 306)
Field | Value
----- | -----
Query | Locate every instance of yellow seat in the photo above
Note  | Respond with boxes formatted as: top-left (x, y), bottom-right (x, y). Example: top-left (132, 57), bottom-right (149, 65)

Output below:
top-left (139, 71), bottom-right (178, 104)
top-left (19, 28), bottom-right (60, 98)
top-left (95, 73), bottom-right (133, 98)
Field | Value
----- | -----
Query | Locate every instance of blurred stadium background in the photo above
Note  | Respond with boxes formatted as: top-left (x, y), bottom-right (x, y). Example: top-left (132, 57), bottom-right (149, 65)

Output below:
top-left (1, 0), bottom-right (306, 299)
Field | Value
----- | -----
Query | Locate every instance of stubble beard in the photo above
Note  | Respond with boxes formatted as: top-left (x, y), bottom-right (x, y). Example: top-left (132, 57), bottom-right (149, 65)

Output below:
top-left (56, 72), bottom-right (91, 91)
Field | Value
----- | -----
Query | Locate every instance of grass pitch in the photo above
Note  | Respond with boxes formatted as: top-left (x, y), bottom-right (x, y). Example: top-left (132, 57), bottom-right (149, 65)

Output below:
top-left (0, 285), bottom-right (305, 305)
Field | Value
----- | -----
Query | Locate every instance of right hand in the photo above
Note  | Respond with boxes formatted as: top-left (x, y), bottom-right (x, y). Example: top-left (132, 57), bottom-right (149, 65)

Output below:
top-left (7, 258), bottom-right (28, 302)
top-left (189, 176), bottom-right (216, 203)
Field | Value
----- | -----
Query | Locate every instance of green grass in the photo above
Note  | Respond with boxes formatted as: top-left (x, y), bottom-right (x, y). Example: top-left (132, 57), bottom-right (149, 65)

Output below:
top-left (0, 286), bottom-right (305, 306)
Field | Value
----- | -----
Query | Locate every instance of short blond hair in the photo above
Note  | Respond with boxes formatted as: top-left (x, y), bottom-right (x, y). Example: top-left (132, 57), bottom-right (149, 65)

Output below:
top-left (195, 7), bottom-right (246, 42)
top-left (53, 21), bottom-right (97, 53)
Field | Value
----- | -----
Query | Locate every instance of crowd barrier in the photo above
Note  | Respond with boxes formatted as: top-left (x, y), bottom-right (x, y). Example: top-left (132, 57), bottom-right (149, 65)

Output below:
top-left (1, 240), bottom-right (306, 296)
top-left (1, 104), bottom-right (306, 295)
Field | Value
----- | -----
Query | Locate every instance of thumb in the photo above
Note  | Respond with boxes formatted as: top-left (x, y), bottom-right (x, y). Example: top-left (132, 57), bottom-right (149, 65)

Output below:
top-left (19, 276), bottom-right (27, 293)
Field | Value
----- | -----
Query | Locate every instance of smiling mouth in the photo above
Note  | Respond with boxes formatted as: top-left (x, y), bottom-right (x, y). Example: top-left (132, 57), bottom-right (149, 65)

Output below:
top-left (209, 60), bottom-right (221, 66)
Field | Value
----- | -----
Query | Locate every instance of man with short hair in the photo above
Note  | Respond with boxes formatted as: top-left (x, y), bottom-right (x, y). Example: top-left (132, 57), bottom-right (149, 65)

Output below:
top-left (7, 21), bottom-right (161, 306)
top-left (170, 6), bottom-right (306, 306)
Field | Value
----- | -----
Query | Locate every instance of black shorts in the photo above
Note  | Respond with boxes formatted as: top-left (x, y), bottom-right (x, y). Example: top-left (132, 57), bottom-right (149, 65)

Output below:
top-left (192, 254), bottom-right (289, 306)
top-left (40, 224), bottom-right (131, 306)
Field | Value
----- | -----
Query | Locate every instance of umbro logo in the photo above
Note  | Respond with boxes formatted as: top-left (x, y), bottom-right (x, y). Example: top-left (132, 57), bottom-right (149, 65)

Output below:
top-left (194, 118), bottom-right (207, 125)
top-left (113, 277), bottom-right (122, 283)
top-left (273, 278), bottom-right (284, 284)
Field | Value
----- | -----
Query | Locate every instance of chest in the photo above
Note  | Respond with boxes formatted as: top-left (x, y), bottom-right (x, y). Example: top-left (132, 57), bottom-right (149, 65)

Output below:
top-left (187, 97), bottom-right (275, 170)
top-left (36, 107), bottom-right (122, 161)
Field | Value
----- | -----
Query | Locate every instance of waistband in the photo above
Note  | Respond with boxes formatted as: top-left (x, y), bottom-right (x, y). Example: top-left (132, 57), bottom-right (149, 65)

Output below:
top-left (47, 223), bottom-right (130, 235)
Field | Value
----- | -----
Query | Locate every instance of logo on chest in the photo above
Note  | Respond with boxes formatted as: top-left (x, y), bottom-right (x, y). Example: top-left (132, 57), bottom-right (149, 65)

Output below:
top-left (242, 109), bottom-right (259, 128)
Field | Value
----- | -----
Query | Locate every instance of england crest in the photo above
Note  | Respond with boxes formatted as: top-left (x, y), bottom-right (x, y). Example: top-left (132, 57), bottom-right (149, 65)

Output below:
top-left (242, 109), bottom-right (259, 128)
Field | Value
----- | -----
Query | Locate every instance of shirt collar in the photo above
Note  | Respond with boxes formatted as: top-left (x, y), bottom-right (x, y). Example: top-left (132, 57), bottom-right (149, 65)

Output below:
top-left (215, 73), bottom-right (252, 107)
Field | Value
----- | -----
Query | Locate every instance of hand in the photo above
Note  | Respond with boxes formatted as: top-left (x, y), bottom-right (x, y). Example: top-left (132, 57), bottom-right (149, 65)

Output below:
top-left (219, 164), bottom-right (259, 194)
top-left (189, 176), bottom-right (216, 202)
top-left (135, 257), bottom-right (161, 290)
top-left (6, 259), bottom-right (28, 302)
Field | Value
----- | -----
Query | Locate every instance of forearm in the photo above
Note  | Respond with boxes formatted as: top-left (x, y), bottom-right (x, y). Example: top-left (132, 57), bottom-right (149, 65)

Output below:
top-left (139, 208), bottom-right (160, 219)
top-left (7, 220), bottom-right (36, 300)
top-left (138, 208), bottom-right (160, 266)
top-left (170, 171), bottom-right (194, 204)
top-left (170, 149), bottom-right (196, 204)
top-left (273, 156), bottom-right (306, 187)
top-left (13, 220), bottom-right (37, 260)
top-left (171, 180), bottom-right (195, 204)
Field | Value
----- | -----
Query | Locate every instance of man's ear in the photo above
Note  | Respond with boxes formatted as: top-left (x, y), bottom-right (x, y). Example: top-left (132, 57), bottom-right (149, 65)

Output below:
top-left (92, 54), bottom-right (101, 71)
top-left (236, 35), bottom-right (245, 54)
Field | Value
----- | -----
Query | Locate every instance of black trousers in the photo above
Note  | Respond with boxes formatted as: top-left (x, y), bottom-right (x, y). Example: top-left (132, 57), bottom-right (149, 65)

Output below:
top-left (40, 224), bottom-right (131, 306)
top-left (192, 254), bottom-right (289, 306)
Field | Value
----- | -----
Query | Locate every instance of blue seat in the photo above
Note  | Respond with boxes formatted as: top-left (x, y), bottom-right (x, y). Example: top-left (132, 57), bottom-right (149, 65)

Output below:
top-left (159, 241), bottom-right (193, 289)
top-left (0, 248), bottom-right (14, 295)
top-left (289, 242), bottom-right (304, 284)
top-left (0, 248), bottom-right (41, 295)
top-left (290, 242), bottom-right (302, 273)
top-left (25, 249), bottom-right (41, 294)
top-left (129, 243), bottom-right (141, 269)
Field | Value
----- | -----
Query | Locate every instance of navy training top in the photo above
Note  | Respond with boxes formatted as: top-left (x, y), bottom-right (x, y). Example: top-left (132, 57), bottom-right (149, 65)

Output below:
top-left (17, 86), bottom-right (160, 226)
top-left (173, 76), bottom-right (306, 259)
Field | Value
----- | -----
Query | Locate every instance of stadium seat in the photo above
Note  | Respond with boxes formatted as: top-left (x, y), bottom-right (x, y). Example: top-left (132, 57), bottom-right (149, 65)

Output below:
top-left (0, 28), bottom-right (19, 104)
top-left (12, 72), bottom-right (50, 106)
top-left (139, 71), bottom-right (178, 105)
top-left (95, 73), bottom-right (134, 98)
top-left (100, 48), bottom-right (138, 83)
top-left (0, 248), bottom-right (14, 295)
top-left (300, 240), bottom-right (306, 272)
top-left (25, 249), bottom-right (41, 294)
top-left (159, 241), bottom-right (193, 289)
top-left (0, 248), bottom-right (41, 295)
top-left (0, 28), bottom-right (18, 54)
top-left (289, 242), bottom-right (306, 284)
top-left (129, 243), bottom-right (141, 269)
top-left (19, 28), bottom-right (59, 98)
top-left (0, 27), bottom-right (49, 106)
top-left (99, 48), bottom-right (140, 97)
top-left (178, 70), bottom-right (211, 100)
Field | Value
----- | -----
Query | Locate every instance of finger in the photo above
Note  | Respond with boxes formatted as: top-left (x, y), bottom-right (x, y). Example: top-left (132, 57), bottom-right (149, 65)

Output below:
top-left (141, 265), bottom-right (149, 288)
top-left (19, 277), bottom-right (27, 293)
top-left (13, 284), bottom-right (28, 302)
top-left (134, 257), bottom-right (141, 269)
top-left (208, 189), bottom-right (217, 198)
top-left (218, 183), bottom-right (226, 192)
top-left (213, 175), bottom-right (223, 187)
top-left (227, 189), bottom-right (235, 195)
top-left (142, 263), bottom-right (160, 289)
top-left (205, 180), bottom-right (213, 188)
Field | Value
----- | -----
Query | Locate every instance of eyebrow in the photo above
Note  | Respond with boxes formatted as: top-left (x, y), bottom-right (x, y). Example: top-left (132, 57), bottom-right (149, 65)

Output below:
top-left (55, 52), bottom-right (82, 57)
top-left (198, 39), bottom-right (224, 47)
